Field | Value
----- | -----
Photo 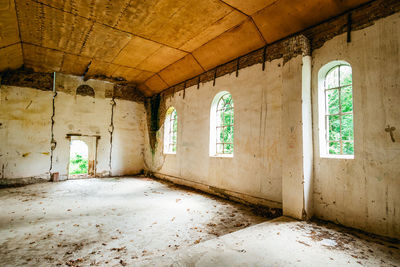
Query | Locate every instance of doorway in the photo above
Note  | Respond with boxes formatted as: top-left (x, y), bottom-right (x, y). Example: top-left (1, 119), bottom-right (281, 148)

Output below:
top-left (69, 140), bottom-right (89, 178)
top-left (68, 135), bottom-right (98, 179)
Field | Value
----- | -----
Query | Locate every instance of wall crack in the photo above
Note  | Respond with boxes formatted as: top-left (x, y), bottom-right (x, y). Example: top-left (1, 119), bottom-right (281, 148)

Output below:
top-left (49, 72), bottom-right (57, 175)
top-left (108, 97), bottom-right (116, 175)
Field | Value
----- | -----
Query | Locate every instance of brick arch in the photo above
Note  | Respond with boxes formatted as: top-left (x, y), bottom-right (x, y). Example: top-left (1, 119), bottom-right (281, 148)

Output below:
top-left (76, 85), bottom-right (95, 97)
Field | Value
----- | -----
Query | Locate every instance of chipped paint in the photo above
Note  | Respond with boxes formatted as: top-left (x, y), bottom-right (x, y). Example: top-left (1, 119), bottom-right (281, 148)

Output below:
top-left (0, 73), bottom-right (146, 185)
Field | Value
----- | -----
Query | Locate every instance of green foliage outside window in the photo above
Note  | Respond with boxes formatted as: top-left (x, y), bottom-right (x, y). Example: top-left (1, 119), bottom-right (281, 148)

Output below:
top-left (216, 93), bottom-right (234, 154)
top-left (326, 65), bottom-right (354, 155)
top-left (171, 109), bottom-right (177, 152)
top-left (69, 154), bottom-right (88, 174)
top-left (164, 107), bottom-right (177, 153)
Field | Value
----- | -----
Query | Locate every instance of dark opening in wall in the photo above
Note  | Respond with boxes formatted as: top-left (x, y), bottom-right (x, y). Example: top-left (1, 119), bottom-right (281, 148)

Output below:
top-left (76, 85), bottom-right (95, 97)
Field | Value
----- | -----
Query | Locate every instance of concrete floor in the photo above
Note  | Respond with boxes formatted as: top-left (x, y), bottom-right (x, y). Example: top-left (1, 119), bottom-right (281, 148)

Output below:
top-left (0, 177), bottom-right (399, 267)
top-left (142, 217), bottom-right (400, 266)
top-left (0, 177), bottom-right (268, 266)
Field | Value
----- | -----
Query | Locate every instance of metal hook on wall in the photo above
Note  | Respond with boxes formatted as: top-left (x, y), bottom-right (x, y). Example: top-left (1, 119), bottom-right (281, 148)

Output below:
top-left (213, 68), bottom-right (217, 87)
top-left (183, 81), bottom-right (186, 99)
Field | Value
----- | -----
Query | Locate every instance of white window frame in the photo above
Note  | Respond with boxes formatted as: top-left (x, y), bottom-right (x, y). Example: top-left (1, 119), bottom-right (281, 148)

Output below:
top-left (318, 60), bottom-right (354, 159)
top-left (163, 107), bottom-right (177, 154)
top-left (209, 91), bottom-right (234, 158)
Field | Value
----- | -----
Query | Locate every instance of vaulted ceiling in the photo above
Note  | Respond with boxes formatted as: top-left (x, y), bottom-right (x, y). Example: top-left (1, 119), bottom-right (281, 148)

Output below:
top-left (0, 0), bottom-right (370, 96)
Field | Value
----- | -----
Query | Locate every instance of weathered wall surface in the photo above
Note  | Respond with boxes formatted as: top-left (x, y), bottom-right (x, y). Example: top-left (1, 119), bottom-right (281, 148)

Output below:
top-left (144, 59), bottom-right (284, 208)
top-left (312, 13), bottom-right (400, 238)
top-left (144, 13), bottom-right (400, 239)
top-left (0, 73), bottom-right (146, 184)
top-left (112, 99), bottom-right (146, 176)
top-left (0, 86), bottom-right (52, 183)
top-left (51, 74), bottom-right (114, 179)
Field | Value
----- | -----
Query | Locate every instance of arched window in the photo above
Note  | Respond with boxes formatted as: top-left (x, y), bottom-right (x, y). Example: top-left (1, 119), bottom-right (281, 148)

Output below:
top-left (210, 92), bottom-right (234, 156)
top-left (164, 107), bottom-right (177, 154)
top-left (318, 61), bottom-right (354, 158)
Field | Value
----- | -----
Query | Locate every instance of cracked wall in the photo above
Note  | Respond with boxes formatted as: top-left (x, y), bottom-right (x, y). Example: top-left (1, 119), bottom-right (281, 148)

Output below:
top-left (0, 73), bottom-right (146, 185)
top-left (0, 85), bottom-right (52, 183)
top-left (143, 13), bottom-right (400, 239)
top-left (144, 58), bottom-right (284, 209)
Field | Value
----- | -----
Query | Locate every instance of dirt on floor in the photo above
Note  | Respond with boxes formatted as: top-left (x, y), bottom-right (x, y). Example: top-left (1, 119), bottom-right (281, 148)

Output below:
top-left (0, 177), bottom-right (276, 266)
top-left (137, 216), bottom-right (400, 267)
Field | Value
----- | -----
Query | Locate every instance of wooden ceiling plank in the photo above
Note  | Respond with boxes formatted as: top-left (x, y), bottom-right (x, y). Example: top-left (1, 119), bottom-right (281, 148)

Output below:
top-left (15, 0), bottom-right (43, 46)
top-left (85, 59), bottom-right (119, 79)
top-left (252, 0), bottom-right (370, 43)
top-left (116, 0), bottom-right (233, 48)
top-left (11, 0), bottom-right (373, 96)
top-left (144, 74), bottom-right (169, 93)
top-left (135, 70), bottom-right (155, 83)
top-left (179, 10), bottom-right (247, 52)
top-left (36, 0), bottom-right (132, 27)
top-left (219, 0), bottom-right (278, 15)
top-left (113, 36), bottom-right (163, 69)
top-left (42, 5), bottom-right (94, 55)
top-left (0, 43), bottom-right (23, 72)
top-left (158, 54), bottom-right (203, 86)
top-left (61, 53), bottom-right (92, 76)
top-left (192, 19), bottom-right (265, 71)
top-left (15, 0), bottom-right (94, 55)
top-left (23, 43), bottom-right (64, 72)
top-left (137, 45), bottom-right (187, 73)
top-left (33, 0), bottom-right (190, 54)
top-left (0, 0), bottom-right (20, 48)
top-left (112, 65), bottom-right (142, 81)
top-left (80, 23), bottom-right (132, 62)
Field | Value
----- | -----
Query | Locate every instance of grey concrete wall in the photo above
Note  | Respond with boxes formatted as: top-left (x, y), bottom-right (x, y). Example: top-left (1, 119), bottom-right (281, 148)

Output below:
top-left (312, 13), bottom-right (400, 238)
top-left (0, 73), bottom-right (146, 184)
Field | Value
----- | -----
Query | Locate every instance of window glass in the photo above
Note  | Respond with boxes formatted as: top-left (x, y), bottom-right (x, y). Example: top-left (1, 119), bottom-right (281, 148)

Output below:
top-left (164, 107), bottom-right (177, 154)
top-left (216, 93), bottom-right (234, 155)
top-left (323, 64), bottom-right (354, 156)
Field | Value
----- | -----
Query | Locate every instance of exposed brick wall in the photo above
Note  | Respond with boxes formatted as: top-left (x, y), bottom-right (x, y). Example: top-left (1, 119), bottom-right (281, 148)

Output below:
top-left (0, 67), bottom-right (53, 91)
top-left (0, 67), bottom-right (146, 103)
top-left (76, 84), bottom-right (95, 97)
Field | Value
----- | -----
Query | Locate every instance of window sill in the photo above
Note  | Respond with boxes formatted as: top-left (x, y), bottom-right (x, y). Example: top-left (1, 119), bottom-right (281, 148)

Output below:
top-left (210, 154), bottom-right (234, 158)
top-left (164, 152), bottom-right (176, 155)
top-left (320, 154), bottom-right (354, 159)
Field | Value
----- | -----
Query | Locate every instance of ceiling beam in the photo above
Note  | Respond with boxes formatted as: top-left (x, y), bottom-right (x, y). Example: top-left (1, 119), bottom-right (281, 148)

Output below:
top-left (217, 0), bottom-right (267, 44)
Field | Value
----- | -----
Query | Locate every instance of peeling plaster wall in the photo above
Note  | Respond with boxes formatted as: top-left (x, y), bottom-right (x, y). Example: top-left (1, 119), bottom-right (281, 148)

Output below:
top-left (144, 13), bottom-right (400, 239)
top-left (280, 55), bottom-right (305, 218)
top-left (0, 73), bottom-right (146, 184)
top-left (0, 86), bottom-right (52, 182)
top-left (51, 81), bottom-right (112, 179)
top-left (144, 60), bottom-right (284, 208)
top-left (111, 99), bottom-right (146, 176)
top-left (312, 14), bottom-right (400, 239)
